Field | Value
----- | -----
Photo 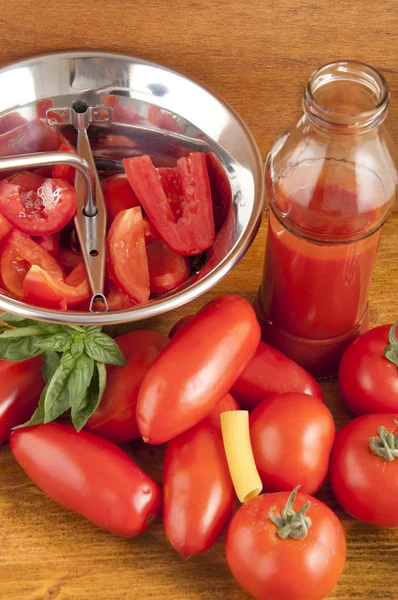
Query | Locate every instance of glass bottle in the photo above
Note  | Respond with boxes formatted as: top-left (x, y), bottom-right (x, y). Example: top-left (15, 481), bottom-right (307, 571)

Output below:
top-left (257, 61), bottom-right (397, 378)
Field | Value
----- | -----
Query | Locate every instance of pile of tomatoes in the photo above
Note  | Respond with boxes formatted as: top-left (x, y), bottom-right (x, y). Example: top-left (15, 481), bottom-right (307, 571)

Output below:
top-left (0, 113), bottom-right (230, 310)
top-left (2, 294), bottom-right (398, 600)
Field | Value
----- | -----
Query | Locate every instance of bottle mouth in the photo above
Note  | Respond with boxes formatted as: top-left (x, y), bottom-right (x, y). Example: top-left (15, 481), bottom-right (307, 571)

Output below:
top-left (304, 61), bottom-right (389, 131)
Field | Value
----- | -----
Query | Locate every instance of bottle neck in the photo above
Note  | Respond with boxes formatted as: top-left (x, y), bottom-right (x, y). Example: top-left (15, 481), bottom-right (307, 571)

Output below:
top-left (303, 61), bottom-right (389, 134)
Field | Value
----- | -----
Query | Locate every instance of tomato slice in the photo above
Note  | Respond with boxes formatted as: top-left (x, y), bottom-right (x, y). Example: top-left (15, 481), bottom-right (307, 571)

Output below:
top-left (101, 174), bottom-right (140, 223)
top-left (57, 248), bottom-right (83, 274)
top-left (0, 112), bottom-right (27, 135)
top-left (143, 216), bottom-right (160, 244)
top-left (52, 139), bottom-right (76, 184)
top-left (0, 119), bottom-right (60, 157)
top-left (35, 233), bottom-right (60, 257)
top-left (123, 153), bottom-right (215, 256)
top-left (23, 262), bottom-right (90, 310)
top-left (107, 207), bottom-right (150, 304)
top-left (147, 105), bottom-right (182, 133)
top-left (147, 240), bottom-right (190, 294)
top-left (1, 229), bottom-right (64, 297)
top-left (0, 214), bottom-right (12, 246)
top-left (0, 178), bottom-right (76, 235)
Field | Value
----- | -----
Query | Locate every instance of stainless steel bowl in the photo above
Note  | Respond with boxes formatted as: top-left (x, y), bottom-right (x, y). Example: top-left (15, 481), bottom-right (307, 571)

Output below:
top-left (0, 51), bottom-right (264, 324)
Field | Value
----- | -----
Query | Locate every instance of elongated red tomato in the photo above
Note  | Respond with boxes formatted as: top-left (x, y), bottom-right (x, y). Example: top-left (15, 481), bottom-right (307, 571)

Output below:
top-left (10, 423), bottom-right (161, 537)
top-left (330, 414), bottom-right (398, 526)
top-left (137, 295), bottom-right (260, 444)
top-left (86, 330), bottom-right (168, 443)
top-left (107, 207), bottom-right (150, 304)
top-left (101, 174), bottom-right (140, 222)
top-left (231, 340), bottom-right (324, 410)
top-left (168, 314), bottom-right (194, 339)
top-left (339, 322), bottom-right (398, 414)
top-left (0, 356), bottom-right (44, 444)
top-left (0, 177), bottom-right (76, 235)
top-left (250, 393), bottom-right (335, 495)
top-left (1, 229), bottom-right (64, 297)
top-left (123, 153), bottom-right (215, 255)
top-left (147, 239), bottom-right (190, 294)
top-left (164, 393), bottom-right (238, 557)
top-left (226, 490), bottom-right (346, 600)
top-left (23, 263), bottom-right (90, 309)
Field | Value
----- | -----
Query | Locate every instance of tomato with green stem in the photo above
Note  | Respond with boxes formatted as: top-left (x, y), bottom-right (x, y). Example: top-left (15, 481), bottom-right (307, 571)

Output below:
top-left (330, 414), bottom-right (398, 526)
top-left (339, 321), bottom-right (398, 414)
top-left (226, 487), bottom-right (346, 600)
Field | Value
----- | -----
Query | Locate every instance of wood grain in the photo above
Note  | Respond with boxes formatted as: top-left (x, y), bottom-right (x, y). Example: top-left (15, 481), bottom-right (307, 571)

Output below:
top-left (0, 1), bottom-right (398, 598)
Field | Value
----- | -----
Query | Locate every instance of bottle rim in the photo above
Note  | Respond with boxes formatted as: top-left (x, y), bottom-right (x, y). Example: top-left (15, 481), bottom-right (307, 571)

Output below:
top-left (304, 61), bottom-right (389, 132)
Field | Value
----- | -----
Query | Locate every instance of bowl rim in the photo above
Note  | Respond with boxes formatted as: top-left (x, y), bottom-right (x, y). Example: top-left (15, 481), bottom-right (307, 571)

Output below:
top-left (0, 50), bottom-right (265, 325)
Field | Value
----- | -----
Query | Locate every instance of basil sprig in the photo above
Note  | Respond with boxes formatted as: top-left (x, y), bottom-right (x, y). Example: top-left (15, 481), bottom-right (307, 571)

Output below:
top-left (0, 313), bottom-right (125, 431)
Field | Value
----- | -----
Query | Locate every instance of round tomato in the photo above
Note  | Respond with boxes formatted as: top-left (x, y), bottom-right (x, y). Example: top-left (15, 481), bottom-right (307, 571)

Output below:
top-left (147, 239), bottom-right (190, 294)
top-left (226, 489), bottom-right (346, 600)
top-left (250, 393), bottom-right (335, 495)
top-left (232, 341), bottom-right (324, 410)
top-left (1, 229), bottom-right (64, 298)
top-left (86, 330), bottom-right (168, 443)
top-left (330, 414), bottom-right (398, 526)
top-left (10, 422), bottom-right (161, 537)
top-left (0, 356), bottom-right (44, 444)
top-left (339, 322), bottom-right (398, 414)
top-left (0, 177), bottom-right (76, 235)
top-left (163, 394), bottom-right (238, 557)
top-left (107, 207), bottom-right (150, 304)
top-left (137, 295), bottom-right (260, 444)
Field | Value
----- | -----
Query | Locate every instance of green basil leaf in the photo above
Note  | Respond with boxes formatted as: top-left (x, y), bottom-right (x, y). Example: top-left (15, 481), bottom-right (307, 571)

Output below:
top-left (70, 357), bottom-right (99, 431)
top-left (43, 364), bottom-right (72, 423)
top-left (42, 350), bottom-right (61, 383)
top-left (84, 332), bottom-right (125, 366)
top-left (68, 353), bottom-right (94, 411)
top-left (61, 351), bottom-right (76, 371)
top-left (35, 334), bottom-right (72, 353)
top-left (85, 326), bottom-right (103, 335)
top-left (0, 313), bottom-right (37, 328)
top-left (70, 338), bottom-right (85, 358)
top-left (0, 325), bottom-right (44, 339)
top-left (37, 323), bottom-right (70, 334)
top-left (97, 362), bottom-right (107, 402)
top-left (0, 336), bottom-right (45, 361)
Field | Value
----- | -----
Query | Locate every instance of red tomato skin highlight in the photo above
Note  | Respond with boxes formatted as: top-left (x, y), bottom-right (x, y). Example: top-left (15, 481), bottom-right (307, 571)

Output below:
top-left (338, 324), bottom-right (398, 415)
top-left (163, 393), bottom-right (237, 557)
top-left (0, 356), bottom-right (44, 444)
top-left (137, 295), bottom-right (260, 444)
top-left (330, 414), bottom-right (398, 526)
top-left (231, 340), bottom-right (324, 410)
top-left (250, 393), bottom-right (335, 495)
top-left (10, 423), bottom-right (161, 537)
top-left (86, 330), bottom-right (168, 443)
top-left (226, 492), bottom-right (346, 600)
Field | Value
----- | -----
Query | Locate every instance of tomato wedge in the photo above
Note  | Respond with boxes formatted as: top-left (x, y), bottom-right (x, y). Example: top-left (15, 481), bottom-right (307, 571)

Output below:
top-left (57, 247), bottom-right (83, 273)
top-left (147, 105), bottom-right (182, 133)
top-left (101, 174), bottom-right (140, 222)
top-left (107, 207), bottom-right (150, 304)
top-left (123, 153), bottom-right (215, 255)
top-left (0, 119), bottom-right (60, 157)
top-left (52, 139), bottom-right (76, 184)
top-left (1, 229), bottom-right (64, 297)
top-left (143, 216), bottom-right (160, 244)
top-left (35, 233), bottom-right (60, 257)
top-left (23, 262), bottom-right (90, 310)
top-left (147, 239), bottom-right (190, 294)
top-left (0, 177), bottom-right (76, 235)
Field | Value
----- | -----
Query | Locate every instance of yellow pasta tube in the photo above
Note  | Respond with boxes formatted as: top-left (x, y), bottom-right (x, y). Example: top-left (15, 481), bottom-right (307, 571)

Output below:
top-left (221, 410), bottom-right (263, 503)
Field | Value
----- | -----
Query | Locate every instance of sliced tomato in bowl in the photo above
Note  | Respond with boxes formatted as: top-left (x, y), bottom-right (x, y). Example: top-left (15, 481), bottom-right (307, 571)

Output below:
top-left (57, 247), bottom-right (83, 274)
top-left (107, 207), bottom-right (150, 304)
top-left (0, 177), bottom-right (76, 235)
top-left (101, 174), bottom-right (140, 223)
top-left (35, 232), bottom-right (60, 257)
top-left (123, 153), bottom-right (215, 256)
top-left (23, 262), bottom-right (90, 309)
top-left (0, 229), bottom-right (64, 298)
top-left (52, 138), bottom-right (76, 184)
top-left (147, 239), bottom-right (190, 294)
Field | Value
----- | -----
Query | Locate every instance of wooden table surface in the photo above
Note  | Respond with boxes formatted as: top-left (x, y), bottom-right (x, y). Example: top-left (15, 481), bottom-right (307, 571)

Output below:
top-left (0, 1), bottom-right (398, 599)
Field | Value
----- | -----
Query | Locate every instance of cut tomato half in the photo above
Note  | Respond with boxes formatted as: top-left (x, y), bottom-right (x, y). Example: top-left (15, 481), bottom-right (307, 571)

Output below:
top-left (23, 262), bottom-right (90, 310)
top-left (101, 174), bottom-right (140, 223)
top-left (0, 177), bottom-right (76, 235)
top-left (0, 229), bottom-right (64, 298)
top-left (147, 240), bottom-right (190, 294)
top-left (107, 207), bottom-right (150, 304)
top-left (123, 153), bottom-right (215, 255)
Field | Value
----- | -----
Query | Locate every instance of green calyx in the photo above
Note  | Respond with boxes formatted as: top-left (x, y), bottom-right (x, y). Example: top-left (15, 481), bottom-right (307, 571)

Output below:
top-left (268, 486), bottom-right (312, 540)
top-left (384, 320), bottom-right (398, 368)
top-left (369, 422), bottom-right (398, 461)
top-left (0, 313), bottom-right (125, 431)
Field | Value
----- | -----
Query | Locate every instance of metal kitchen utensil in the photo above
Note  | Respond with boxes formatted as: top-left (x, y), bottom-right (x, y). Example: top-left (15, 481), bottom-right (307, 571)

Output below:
top-left (0, 51), bottom-right (264, 325)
